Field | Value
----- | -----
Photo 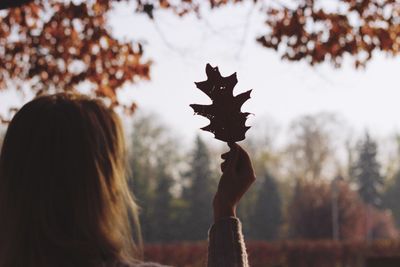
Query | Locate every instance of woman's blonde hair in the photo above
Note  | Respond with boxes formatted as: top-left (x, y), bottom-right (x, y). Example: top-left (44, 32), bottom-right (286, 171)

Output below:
top-left (0, 93), bottom-right (142, 267)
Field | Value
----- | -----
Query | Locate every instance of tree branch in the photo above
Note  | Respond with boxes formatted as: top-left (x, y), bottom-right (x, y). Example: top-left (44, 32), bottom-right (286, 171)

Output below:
top-left (0, 0), bottom-right (34, 10)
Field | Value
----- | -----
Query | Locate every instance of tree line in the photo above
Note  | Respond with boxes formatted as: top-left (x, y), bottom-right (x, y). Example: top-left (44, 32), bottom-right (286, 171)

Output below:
top-left (2, 112), bottom-right (400, 243)
top-left (121, 112), bottom-right (400, 243)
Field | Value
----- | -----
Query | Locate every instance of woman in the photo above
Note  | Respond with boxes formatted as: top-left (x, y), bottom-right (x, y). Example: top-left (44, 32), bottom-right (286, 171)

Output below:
top-left (0, 93), bottom-right (256, 267)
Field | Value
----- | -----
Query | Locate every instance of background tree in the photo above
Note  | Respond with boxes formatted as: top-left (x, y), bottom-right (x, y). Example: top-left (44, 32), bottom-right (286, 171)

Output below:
top-left (182, 135), bottom-right (216, 241)
top-left (353, 132), bottom-right (384, 207)
top-left (248, 172), bottom-right (282, 240)
top-left (244, 117), bottom-right (282, 176)
top-left (285, 113), bottom-right (341, 181)
top-left (151, 166), bottom-right (175, 241)
top-left (128, 113), bottom-right (182, 242)
top-left (289, 179), bottom-right (364, 240)
top-left (238, 119), bottom-right (281, 235)
top-left (383, 170), bottom-right (400, 228)
top-left (289, 178), bottom-right (398, 240)
top-left (366, 205), bottom-right (398, 240)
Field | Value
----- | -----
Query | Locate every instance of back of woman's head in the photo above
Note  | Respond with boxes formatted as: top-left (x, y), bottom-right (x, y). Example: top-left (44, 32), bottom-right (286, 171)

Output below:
top-left (0, 93), bottom-right (141, 267)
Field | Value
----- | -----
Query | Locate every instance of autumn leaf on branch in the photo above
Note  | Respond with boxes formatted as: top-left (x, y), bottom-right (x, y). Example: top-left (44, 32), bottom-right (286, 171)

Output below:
top-left (257, 0), bottom-right (400, 68)
top-left (0, 0), bottom-right (151, 122)
top-left (190, 63), bottom-right (252, 143)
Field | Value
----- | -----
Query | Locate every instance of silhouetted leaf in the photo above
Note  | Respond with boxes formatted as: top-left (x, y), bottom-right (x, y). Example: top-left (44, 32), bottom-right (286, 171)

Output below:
top-left (190, 63), bottom-right (251, 143)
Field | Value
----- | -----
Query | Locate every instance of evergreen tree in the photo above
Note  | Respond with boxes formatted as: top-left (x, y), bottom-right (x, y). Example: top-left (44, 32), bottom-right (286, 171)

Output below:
top-left (353, 133), bottom-right (384, 207)
top-left (249, 172), bottom-right (282, 240)
top-left (182, 136), bottom-right (215, 240)
top-left (151, 165), bottom-right (175, 242)
top-left (128, 114), bottom-right (180, 242)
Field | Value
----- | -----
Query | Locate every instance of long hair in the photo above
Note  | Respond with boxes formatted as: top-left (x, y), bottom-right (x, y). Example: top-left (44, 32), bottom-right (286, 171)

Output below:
top-left (0, 93), bottom-right (142, 267)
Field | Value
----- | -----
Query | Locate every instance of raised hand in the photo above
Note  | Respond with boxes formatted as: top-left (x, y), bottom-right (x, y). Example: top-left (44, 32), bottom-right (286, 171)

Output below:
top-left (213, 143), bottom-right (256, 222)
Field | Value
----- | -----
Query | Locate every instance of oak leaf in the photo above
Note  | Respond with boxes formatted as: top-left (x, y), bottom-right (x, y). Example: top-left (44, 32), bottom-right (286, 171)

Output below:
top-left (190, 63), bottom-right (252, 143)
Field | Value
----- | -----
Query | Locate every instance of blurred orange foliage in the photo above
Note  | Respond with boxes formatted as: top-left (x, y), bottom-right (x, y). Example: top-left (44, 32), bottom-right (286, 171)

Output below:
top-left (289, 180), bottom-right (398, 240)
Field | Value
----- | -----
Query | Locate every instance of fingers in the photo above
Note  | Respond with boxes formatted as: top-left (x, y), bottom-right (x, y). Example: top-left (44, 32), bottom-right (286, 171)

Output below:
top-left (220, 152), bottom-right (229, 172)
top-left (220, 160), bottom-right (227, 173)
top-left (220, 143), bottom-right (239, 173)
top-left (217, 143), bottom-right (256, 217)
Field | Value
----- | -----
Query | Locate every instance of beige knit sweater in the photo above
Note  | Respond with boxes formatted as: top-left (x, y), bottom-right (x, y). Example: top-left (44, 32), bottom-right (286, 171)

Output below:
top-left (108, 217), bottom-right (248, 267)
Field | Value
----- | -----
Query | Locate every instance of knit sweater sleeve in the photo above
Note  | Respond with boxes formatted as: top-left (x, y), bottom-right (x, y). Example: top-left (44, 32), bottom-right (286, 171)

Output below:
top-left (207, 217), bottom-right (249, 267)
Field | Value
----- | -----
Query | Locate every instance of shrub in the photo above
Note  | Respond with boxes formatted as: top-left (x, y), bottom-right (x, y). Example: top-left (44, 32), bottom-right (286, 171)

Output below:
top-left (144, 240), bottom-right (400, 267)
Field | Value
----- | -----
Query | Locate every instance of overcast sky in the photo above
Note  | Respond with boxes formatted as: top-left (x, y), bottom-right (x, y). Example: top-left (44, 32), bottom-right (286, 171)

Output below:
top-left (105, 2), bottom-right (400, 145)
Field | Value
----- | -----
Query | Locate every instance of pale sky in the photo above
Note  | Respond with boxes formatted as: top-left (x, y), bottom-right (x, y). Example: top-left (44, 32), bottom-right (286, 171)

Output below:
top-left (105, 2), bottom-right (400, 145)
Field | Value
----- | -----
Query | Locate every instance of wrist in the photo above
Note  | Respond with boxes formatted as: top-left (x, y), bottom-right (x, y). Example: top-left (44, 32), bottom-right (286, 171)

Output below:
top-left (213, 195), bottom-right (236, 223)
top-left (214, 207), bottom-right (236, 223)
